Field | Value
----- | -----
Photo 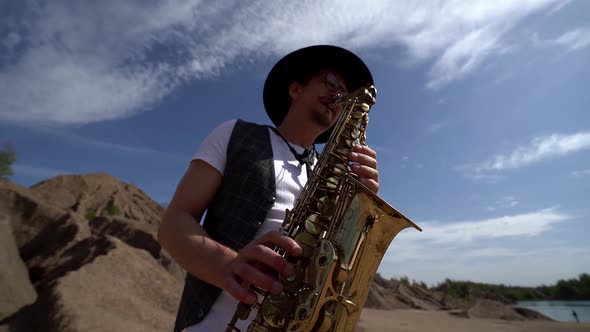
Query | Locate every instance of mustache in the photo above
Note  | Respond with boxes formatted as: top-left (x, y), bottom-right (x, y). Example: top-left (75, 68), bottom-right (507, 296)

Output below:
top-left (319, 94), bottom-right (346, 113)
top-left (318, 92), bottom-right (347, 105)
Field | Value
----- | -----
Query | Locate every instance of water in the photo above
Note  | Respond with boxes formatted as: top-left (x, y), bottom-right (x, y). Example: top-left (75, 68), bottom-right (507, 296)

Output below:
top-left (516, 301), bottom-right (590, 322)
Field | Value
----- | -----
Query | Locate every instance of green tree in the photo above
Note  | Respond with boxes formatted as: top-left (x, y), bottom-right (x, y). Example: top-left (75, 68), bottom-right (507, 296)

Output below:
top-left (0, 143), bottom-right (16, 179)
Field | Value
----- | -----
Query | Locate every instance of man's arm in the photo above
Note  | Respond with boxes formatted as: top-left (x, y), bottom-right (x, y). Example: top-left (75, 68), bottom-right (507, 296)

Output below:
top-left (158, 160), bottom-right (233, 289)
top-left (157, 159), bottom-right (301, 304)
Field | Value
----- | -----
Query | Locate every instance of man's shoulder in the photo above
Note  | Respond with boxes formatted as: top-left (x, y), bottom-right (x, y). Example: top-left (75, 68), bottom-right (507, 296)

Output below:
top-left (233, 118), bottom-right (267, 128)
top-left (230, 118), bottom-right (271, 133)
top-left (209, 118), bottom-right (266, 137)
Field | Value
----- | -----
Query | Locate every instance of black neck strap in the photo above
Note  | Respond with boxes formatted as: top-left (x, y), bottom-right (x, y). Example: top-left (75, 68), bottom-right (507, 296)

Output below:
top-left (268, 126), bottom-right (315, 178)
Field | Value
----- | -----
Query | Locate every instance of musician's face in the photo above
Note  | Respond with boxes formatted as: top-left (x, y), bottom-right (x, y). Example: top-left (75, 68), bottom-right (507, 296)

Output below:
top-left (290, 70), bottom-right (348, 128)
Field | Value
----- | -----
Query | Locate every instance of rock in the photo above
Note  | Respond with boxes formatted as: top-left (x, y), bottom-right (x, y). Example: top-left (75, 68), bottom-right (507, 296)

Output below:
top-left (467, 299), bottom-right (525, 321)
top-left (89, 216), bottom-right (184, 281)
top-left (0, 174), bottom-right (182, 331)
top-left (513, 306), bottom-right (553, 320)
top-left (0, 214), bottom-right (37, 321)
top-left (8, 237), bottom-right (182, 332)
top-left (0, 179), bottom-right (87, 249)
top-left (365, 274), bottom-right (447, 311)
top-left (30, 173), bottom-right (164, 228)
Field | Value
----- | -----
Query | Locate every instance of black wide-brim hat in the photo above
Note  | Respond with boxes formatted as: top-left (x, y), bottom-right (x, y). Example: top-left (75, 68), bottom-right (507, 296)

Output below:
top-left (263, 45), bottom-right (374, 144)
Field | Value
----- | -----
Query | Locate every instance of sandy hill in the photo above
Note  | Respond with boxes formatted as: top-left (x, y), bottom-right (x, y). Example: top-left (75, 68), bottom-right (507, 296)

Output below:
top-left (0, 173), bottom-right (549, 331)
top-left (0, 174), bottom-right (182, 332)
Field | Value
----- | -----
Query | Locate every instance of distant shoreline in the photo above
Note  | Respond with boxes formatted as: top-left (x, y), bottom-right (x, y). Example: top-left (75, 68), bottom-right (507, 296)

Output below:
top-left (515, 300), bottom-right (590, 322)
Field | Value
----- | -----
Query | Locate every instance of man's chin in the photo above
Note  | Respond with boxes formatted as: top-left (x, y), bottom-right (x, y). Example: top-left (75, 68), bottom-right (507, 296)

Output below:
top-left (311, 111), bottom-right (335, 129)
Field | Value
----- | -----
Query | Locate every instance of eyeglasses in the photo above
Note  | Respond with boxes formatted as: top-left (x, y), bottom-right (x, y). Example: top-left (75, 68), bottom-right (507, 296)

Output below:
top-left (323, 73), bottom-right (347, 93)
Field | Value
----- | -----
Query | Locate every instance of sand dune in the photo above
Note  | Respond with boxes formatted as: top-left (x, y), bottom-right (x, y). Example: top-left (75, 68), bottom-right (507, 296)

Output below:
top-left (358, 309), bottom-right (589, 332)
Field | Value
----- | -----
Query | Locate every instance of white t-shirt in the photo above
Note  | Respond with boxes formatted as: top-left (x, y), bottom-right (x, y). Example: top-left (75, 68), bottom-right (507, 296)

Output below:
top-left (187, 119), bottom-right (313, 331)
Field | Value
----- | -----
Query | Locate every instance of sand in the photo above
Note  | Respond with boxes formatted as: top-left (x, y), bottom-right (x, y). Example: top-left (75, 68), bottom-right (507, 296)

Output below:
top-left (357, 309), bottom-right (590, 332)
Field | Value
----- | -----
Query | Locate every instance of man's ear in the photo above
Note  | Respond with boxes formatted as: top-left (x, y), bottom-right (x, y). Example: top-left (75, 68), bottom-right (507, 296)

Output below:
top-left (288, 81), bottom-right (302, 100)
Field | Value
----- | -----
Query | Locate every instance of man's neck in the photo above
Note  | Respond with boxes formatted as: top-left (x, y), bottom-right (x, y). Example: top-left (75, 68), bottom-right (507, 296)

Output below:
top-left (275, 121), bottom-right (317, 148)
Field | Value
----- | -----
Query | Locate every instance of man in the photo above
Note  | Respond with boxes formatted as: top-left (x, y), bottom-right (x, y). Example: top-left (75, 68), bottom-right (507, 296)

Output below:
top-left (158, 45), bottom-right (380, 331)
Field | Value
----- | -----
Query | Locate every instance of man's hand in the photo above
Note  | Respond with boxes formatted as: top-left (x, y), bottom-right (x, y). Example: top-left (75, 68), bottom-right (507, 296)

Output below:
top-left (349, 144), bottom-right (379, 193)
top-left (222, 231), bottom-right (302, 304)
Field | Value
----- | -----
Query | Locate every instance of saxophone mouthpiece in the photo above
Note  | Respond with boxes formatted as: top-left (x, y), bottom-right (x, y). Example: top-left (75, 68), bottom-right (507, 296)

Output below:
top-left (320, 93), bottom-right (348, 112)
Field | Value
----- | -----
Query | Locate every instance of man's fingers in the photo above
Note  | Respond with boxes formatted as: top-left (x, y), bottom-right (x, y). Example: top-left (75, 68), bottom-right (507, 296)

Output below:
top-left (224, 275), bottom-right (257, 304)
top-left (350, 164), bottom-right (379, 182)
top-left (349, 150), bottom-right (377, 170)
top-left (232, 261), bottom-right (284, 295)
top-left (352, 144), bottom-right (377, 158)
top-left (255, 231), bottom-right (303, 257)
top-left (359, 177), bottom-right (380, 193)
top-left (240, 244), bottom-right (295, 278)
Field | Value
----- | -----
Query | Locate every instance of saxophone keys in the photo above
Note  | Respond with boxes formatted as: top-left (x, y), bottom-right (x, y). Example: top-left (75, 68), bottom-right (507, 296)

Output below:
top-left (295, 230), bottom-right (319, 258)
top-left (304, 214), bottom-right (321, 235)
top-left (332, 163), bottom-right (347, 175)
top-left (351, 110), bottom-right (363, 119)
top-left (325, 176), bottom-right (339, 190)
top-left (316, 196), bottom-right (330, 212)
top-left (335, 147), bottom-right (350, 157)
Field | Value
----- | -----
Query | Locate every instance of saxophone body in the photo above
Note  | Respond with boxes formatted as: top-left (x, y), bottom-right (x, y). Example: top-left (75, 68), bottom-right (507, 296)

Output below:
top-left (227, 86), bottom-right (421, 332)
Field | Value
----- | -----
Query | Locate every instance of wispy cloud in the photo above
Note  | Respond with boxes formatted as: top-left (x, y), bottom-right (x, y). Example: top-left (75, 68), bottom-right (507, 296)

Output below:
top-left (13, 164), bottom-right (68, 178)
top-left (379, 207), bottom-right (580, 285)
top-left (546, 0), bottom-right (574, 15)
top-left (0, 1), bottom-right (562, 126)
top-left (399, 207), bottom-right (568, 245)
top-left (571, 169), bottom-right (590, 177)
top-left (458, 131), bottom-right (590, 181)
top-left (485, 195), bottom-right (520, 211)
top-left (426, 25), bottom-right (509, 89)
top-left (381, 244), bottom-right (590, 286)
top-left (533, 27), bottom-right (590, 51)
top-left (426, 122), bottom-right (446, 134)
top-left (461, 170), bottom-right (505, 184)
top-left (477, 131), bottom-right (590, 171)
top-left (30, 127), bottom-right (185, 161)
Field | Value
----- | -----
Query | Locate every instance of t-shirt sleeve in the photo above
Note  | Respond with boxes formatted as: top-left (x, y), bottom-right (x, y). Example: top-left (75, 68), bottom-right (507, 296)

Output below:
top-left (191, 119), bottom-right (237, 174)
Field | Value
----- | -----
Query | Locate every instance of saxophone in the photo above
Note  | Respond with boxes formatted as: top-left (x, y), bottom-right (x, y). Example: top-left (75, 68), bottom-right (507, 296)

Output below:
top-left (226, 86), bottom-right (421, 332)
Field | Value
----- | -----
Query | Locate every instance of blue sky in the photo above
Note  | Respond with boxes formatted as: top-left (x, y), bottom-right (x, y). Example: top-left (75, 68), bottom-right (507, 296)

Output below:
top-left (1, 0), bottom-right (589, 287)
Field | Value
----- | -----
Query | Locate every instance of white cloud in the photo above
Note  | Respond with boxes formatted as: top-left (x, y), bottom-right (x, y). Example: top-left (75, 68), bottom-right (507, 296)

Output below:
top-left (485, 195), bottom-right (520, 211)
top-left (426, 25), bottom-right (506, 89)
top-left (554, 27), bottom-right (590, 51)
top-left (571, 169), bottom-right (590, 177)
top-left (380, 245), bottom-right (590, 286)
top-left (475, 131), bottom-right (590, 172)
top-left (13, 164), bottom-right (68, 178)
top-left (30, 127), bottom-right (185, 161)
top-left (397, 207), bottom-right (568, 245)
top-left (379, 207), bottom-right (581, 285)
top-left (426, 122), bottom-right (446, 134)
top-left (462, 171), bottom-right (504, 184)
top-left (0, 0), bottom-right (563, 125)
top-left (533, 27), bottom-right (590, 51)
top-left (546, 0), bottom-right (574, 15)
top-left (458, 131), bottom-right (590, 181)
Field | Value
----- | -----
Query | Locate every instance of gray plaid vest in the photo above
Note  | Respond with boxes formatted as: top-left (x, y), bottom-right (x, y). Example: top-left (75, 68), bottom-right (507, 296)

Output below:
top-left (173, 119), bottom-right (276, 332)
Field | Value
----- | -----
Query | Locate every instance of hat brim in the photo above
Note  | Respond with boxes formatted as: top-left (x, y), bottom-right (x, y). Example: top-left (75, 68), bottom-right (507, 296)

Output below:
top-left (263, 45), bottom-right (373, 144)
